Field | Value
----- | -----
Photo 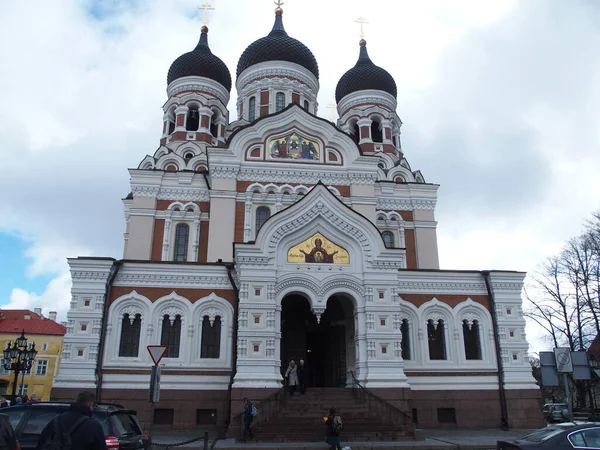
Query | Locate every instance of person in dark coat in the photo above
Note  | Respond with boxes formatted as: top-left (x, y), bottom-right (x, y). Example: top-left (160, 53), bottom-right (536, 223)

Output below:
top-left (242, 397), bottom-right (254, 441)
top-left (297, 359), bottom-right (307, 394)
top-left (325, 407), bottom-right (343, 450)
top-left (36, 391), bottom-right (106, 450)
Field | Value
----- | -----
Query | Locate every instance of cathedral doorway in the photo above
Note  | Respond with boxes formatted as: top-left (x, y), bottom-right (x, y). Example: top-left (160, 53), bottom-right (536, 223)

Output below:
top-left (280, 294), bottom-right (355, 387)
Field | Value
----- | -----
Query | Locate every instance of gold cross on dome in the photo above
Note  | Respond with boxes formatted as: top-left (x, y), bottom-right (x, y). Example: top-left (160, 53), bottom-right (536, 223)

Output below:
top-left (327, 103), bottom-right (337, 122)
top-left (274, 0), bottom-right (285, 7)
top-left (199, 2), bottom-right (214, 25)
top-left (354, 16), bottom-right (369, 39)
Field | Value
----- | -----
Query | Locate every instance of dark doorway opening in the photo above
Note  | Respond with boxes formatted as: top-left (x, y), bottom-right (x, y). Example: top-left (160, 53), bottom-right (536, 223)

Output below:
top-left (280, 295), bottom-right (350, 387)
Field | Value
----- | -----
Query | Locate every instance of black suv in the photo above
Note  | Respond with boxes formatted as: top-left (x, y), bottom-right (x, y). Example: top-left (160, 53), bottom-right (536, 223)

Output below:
top-left (2, 402), bottom-right (149, 449)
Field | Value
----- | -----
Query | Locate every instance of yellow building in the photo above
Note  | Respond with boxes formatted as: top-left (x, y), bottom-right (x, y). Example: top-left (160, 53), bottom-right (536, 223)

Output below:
top-left (0, 309), bottom-right (66, 401)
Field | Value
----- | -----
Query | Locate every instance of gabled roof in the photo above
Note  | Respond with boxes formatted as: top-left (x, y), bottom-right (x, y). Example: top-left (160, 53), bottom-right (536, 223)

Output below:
top-left (0, 310), bottom-right (43, 320)
top-left (0, 319), bottom-right (66, 336)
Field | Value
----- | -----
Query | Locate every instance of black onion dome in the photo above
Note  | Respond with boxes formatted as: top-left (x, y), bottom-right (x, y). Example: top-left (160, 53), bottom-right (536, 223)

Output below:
top-left (236, 10), bottom-right (319, 79)
top-left (167, 26), bottom-right (232, 92)
top-left (335, 40), bottom-right (397, 102)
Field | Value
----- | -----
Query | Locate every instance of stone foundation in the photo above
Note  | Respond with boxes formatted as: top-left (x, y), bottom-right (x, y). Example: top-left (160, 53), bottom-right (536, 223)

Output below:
top-left (506, 389), bottom-right (545, 429)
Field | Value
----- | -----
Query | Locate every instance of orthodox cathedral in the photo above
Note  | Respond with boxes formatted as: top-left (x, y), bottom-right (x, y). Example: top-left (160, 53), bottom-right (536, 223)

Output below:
top-left (52, 6), bottom-right (544, 433)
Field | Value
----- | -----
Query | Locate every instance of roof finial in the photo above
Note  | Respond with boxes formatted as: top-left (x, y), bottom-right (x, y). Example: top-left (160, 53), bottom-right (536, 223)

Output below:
top-left (327, 102), bottom-right (337, 123)
top-left (199, 2), bottom-right (214, 26)
top-left (354, 16), bottom-right (368, 45)
top-left (274, 0), bottom-right (284, 15)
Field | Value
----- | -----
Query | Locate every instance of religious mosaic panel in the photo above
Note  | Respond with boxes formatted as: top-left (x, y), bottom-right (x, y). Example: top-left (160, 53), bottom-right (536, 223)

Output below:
top-left (287, 232), bottom-right (350, 264)
top-left (267, 132), bottom-right (321, 161)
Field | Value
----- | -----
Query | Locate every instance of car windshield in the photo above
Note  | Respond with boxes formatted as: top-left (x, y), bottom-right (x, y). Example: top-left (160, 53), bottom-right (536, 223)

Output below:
top-left (520, 426), bottom-right (567, 442)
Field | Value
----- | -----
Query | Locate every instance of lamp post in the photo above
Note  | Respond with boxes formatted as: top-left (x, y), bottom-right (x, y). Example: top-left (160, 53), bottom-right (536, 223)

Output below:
top-left (2, 331), bottom-right (37, 401)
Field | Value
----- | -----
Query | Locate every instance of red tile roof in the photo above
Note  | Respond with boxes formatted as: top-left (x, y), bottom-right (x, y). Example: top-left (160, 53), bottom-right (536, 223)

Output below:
top-left (0, 319), bottom-right (66, 336)
top-left (0, 310), bottom-right (43, 320)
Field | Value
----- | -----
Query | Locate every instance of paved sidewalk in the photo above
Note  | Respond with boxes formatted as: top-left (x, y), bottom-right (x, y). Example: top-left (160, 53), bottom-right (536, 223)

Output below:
top-left (149, 428), bottom-right (536, 450)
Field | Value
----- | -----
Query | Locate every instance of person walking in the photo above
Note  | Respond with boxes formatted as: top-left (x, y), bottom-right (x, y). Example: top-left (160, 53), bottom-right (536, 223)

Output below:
top-left (284, 360), bottom-right (299, 396)
top-left (36, 391), bottom-right (107, 450)
top-left (325, 407), bottom-right (343, 450)
top-left (242, 397), bottom-right (254, 442)
top-left (297, 359), bottom-right (307, 395)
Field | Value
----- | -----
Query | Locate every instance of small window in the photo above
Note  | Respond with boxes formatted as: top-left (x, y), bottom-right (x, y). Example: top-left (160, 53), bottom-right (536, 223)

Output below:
top-left (81, 324), bottom-right (87, 331)
top-left (378, 291), bottom-right (385, 299)
top-left (161, 314), bottom-right (182, 358)
top-left (401, 319), bottom-right (411, 360)
top-left (512, 354), bottom-right (518, 361)
top-left (36, 359), bottom-right (48, 376)
top-left (210, 112), bottom-right (219, 138)
top-left (380, 318), bottom-right (386, 326)
top-left (17, 384), bottom-right (29, 397)
top-left (509, 330), bottom-right (515, 337)
top-left (248, 97), bottom-right (256, 122)
top-left (255, 206), bottom-right (271, 235)
top-left (381, 345), bottom-right (387, 354)
top-left (303, 100), bottom-right (309, 111)
top-left (154, 409), bottom-right (174, 425)
top-left (173, 223), bottom-right (189, 262)
top-left (201, 316), bottom-right (221, 359)
top-left (427, 319), bottom-right (447, 360)
top-left (463, 320), bottom-right (482, 360)
top-left (184, 152), bottom-right (194, 160)
top-left (382, 231), bottom-right (394, 248)
top-left (371, 118), bottom-right (383, 143)
top-left (437, 408), bottom-right (456, 423)
top-left (255, 289), bottom-right (261, 296)
top-left (506, 308), bottom-right (512, 315)
top-left (41, 343), bottom-right (48, 351)
top-left (77, 349), bottom-right (84, 357)
top-left (253, 344), bottom-right (260, 352)
top-left (186, 106), bottom-right (199, 131)
top-left (275, 92), bottom-right (285, 112)
top-left (254, 316), bottom-right (260, 324)
top-left (84, 300), bottom-right (90, 307)
top-left (197, 409), bottom-right (217, 425)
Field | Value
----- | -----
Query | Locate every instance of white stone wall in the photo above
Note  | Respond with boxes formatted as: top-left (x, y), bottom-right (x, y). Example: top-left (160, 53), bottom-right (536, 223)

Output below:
top-left (54, 258), bottom-right (115, 390)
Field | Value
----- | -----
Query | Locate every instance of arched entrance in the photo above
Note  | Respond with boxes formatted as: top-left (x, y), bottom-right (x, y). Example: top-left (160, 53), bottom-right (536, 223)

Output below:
top-left (280, 294), bottom-right (355, 387)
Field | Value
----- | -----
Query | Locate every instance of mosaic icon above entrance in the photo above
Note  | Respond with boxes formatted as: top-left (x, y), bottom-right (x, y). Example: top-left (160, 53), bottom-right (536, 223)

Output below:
top-left (267, 132), bottom-right (321, 161)
top-left (287, 232), bottom-right (350, 264)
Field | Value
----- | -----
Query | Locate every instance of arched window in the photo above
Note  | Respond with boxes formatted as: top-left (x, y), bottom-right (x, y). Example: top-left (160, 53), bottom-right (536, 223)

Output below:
top-left (173, 224), bottom-right (189, 262)
top-left (463, 320), bottom-right (482, 360)
top-left (303, 100), bottom-right (309, 111)
top-left (255, 206), bottom-right (271, 234)
top-left (371, 118), bottom-right (383, 143)
top-left (186, 106), bottom-right (199, 131)
top-left (118, 313), bottom-right (141, 357)
top-left (201, 315), bottom-right (221, 358)
top-left (427, 319), bottom-right (446, 360)
top-left (160, 314), bottom-right (181, 358)
top-left (275, 92), bottom-right (286, 112)
top-left (352, 122), bottom-right (360, 144)
top-left (401, 319), bottom-right (411, 360)
top-left (248, 97), bottom-right (256, 122)
top-left (210, 112), bottom-right (219, 138)
top-left (382, 231), bottom-right (394, 248)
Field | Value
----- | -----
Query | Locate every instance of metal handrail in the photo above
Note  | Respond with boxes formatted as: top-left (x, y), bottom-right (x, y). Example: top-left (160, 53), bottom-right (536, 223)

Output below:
top-left (349, 371), bottom-right (413, 429)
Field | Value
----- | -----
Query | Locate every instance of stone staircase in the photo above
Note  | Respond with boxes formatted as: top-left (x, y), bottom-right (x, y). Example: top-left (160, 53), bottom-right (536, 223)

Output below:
top-left (252, 387), bottom-right (414, 442)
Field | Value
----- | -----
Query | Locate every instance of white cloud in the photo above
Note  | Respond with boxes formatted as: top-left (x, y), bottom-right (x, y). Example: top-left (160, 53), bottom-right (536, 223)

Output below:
top-left (0, 0), bottom-right (598, 354)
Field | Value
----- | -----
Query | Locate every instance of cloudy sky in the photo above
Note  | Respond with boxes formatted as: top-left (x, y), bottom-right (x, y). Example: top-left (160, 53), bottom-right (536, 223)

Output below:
top-left (0, 0), bottom-right (598, 353)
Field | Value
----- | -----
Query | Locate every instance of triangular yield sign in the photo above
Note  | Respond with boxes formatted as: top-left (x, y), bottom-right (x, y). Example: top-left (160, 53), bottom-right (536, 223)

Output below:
top-left (147, 345), bottom-right (167, 365)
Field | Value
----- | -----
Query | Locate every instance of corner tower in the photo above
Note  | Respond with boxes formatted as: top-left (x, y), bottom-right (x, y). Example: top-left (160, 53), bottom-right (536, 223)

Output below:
top-left (236, 6), bottom-right (319, 122)
top-left (335, 39), bottom-right (402, 157)
top-left (161, 25), bottom-right (232, 148)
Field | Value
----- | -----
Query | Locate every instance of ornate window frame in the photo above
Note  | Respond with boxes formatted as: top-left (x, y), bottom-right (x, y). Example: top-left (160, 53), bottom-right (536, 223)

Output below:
top-left (161, 202), bottom-right (201, 262)
top-left (191, 293), bottom-right (234, 368)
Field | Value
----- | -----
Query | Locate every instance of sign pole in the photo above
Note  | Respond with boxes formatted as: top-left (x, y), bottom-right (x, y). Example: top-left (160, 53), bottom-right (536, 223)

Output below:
top-left (146, 345), bottom-right (167, 445)
top-left (564, 373), bottom-right (573, 422)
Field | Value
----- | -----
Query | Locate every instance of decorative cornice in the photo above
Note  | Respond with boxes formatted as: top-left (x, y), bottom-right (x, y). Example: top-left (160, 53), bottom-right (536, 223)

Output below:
top-left (236, 62), bottom-right (319, 95)
top-left (157, 188), bottom-right (210, 202)
top-left (166, 77), bottom-right (230, 107)
top-left (377, 197), bottom-right (437, 211)
top-left (114, 273), bottom-right (230, 287)
top-left (71, 271), bottom-right (111, 281)
top-left (397, 281), bottom-right (487, 294)
top-left (212, 167), bottom-right (377, 185)
top-left (131, 186), bottom-right (160, 198)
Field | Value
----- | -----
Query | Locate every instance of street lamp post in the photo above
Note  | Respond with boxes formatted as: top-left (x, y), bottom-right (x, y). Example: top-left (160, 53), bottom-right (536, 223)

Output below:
top-left (2, 331), bottom-right (37, 401)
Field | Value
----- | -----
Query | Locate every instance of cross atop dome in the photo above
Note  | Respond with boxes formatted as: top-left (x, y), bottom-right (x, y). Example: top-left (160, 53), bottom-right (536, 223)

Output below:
top-left (199, 2), bottom-right (214, 25)
top-left (354, 16), bottom-right (368, 40)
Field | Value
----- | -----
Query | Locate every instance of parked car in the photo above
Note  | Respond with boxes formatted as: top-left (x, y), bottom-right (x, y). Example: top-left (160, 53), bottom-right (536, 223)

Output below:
top-left (497, 423), bottom-right (600, 450)
top-left (2, 402), bottom-right (149, 449)
top-left (0, 413), bottom-right (19, 450)
top-left (542, 403), bottom-right (568, 423)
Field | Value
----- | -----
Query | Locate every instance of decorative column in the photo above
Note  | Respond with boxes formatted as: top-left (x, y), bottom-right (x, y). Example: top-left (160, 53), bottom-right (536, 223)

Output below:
top-left (191, 218), bottom-right (201, 261)
top-left (243, 200), bottom-right (252, 242)
top-left (381, 119), bottom-right (393, 144)
top-left (161, 218), bottom-right (172, 261)
top-left (356, 118), bottom-right (373, 144)
top-left (174, 106), bottom-right (188, 131)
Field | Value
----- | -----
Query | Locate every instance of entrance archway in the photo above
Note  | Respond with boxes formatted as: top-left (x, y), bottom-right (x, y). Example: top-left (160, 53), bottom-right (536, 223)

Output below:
top-left (281, 294), bottom-right (355, 387)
